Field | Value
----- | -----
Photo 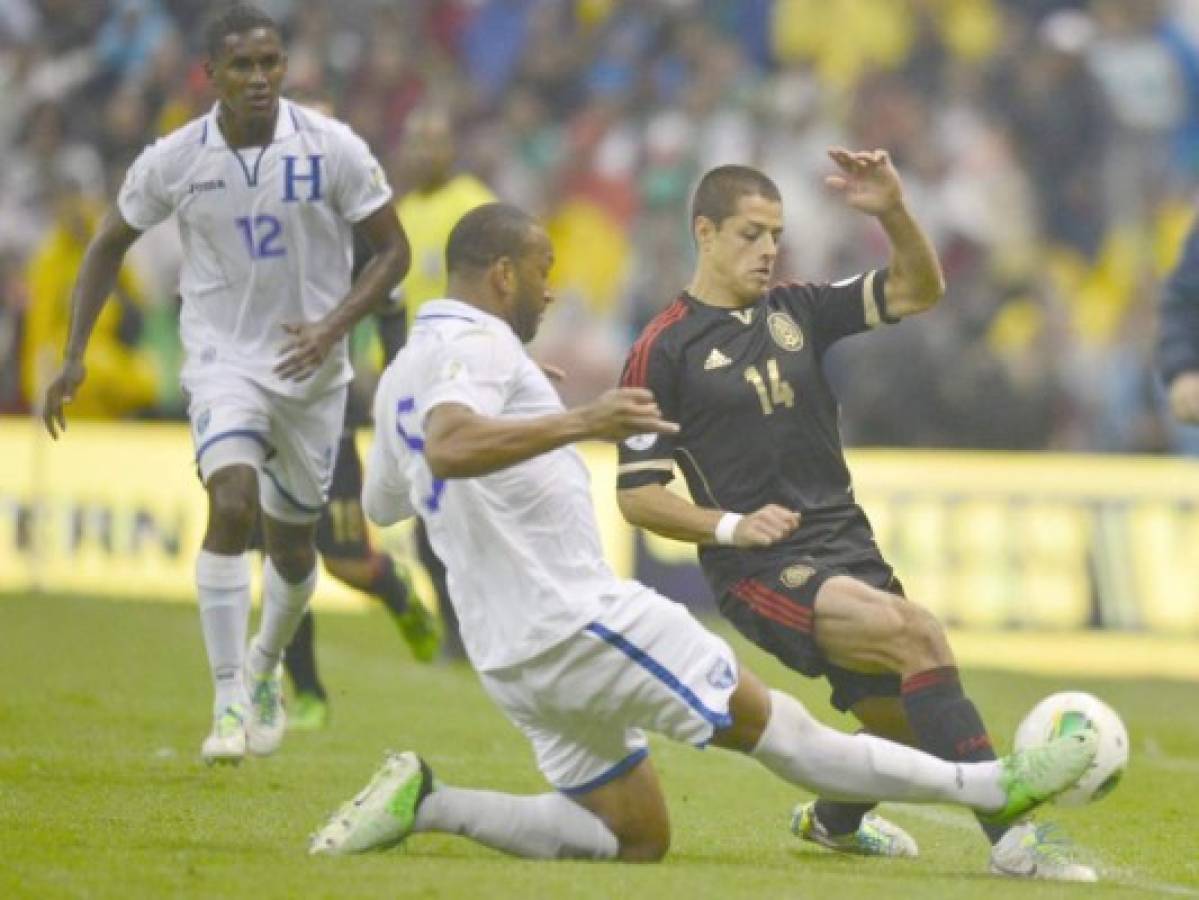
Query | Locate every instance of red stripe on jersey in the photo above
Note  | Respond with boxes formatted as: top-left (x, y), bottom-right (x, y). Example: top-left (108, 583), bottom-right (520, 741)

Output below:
top-left (732, 579), bottom-right (813, 633)
top-left (623, 297), bottom-right (689, 388)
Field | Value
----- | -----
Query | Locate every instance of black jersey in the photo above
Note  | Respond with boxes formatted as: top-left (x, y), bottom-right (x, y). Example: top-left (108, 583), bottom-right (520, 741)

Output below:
top-left (617, 269), bottom-right (896, 593)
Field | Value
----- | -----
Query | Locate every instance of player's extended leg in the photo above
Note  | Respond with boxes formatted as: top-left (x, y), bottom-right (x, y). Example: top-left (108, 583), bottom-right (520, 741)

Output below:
top-left (416, 518), bottom-right (462, 660)
top-left (812, 579), bottom-right (1006, 833)
top-left (321, 551), bottom-right (441, 662)
top-left (710, 666), bottom-right (1095, 825)
top-left (309, 751), bottom-right (666, 861)
top-left (281, 609), bottom-right (328, 730)
top-left (243, 515), bottom-right (319, 755)
top-left (810, 577), bottom-right (1099, 880)
top-left (793, 692), bottom-right (919, 856)
top-left (196, 463), bottom-right (260, 766)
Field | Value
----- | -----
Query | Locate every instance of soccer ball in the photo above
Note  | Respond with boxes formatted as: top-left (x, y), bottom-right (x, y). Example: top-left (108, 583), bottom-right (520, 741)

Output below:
top-left (1013, 691), bottom-right (1129, 807)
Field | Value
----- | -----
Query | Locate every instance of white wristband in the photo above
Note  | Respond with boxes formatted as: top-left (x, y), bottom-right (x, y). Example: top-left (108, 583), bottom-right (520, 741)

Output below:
top-left (714, 512), bottom-right (742, 546)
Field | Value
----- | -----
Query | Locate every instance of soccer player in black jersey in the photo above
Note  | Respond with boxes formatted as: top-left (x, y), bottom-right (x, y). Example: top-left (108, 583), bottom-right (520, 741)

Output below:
top-left (615, 156), bottom-right (1095, 881)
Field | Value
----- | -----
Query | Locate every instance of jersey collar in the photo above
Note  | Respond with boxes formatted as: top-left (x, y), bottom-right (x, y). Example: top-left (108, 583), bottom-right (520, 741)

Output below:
top-left (682, 290), bottom-right (765, 317)
top-left (417, 299), bottom-right (513, 333)
top-left (200, 98), bottom-right (299, 150)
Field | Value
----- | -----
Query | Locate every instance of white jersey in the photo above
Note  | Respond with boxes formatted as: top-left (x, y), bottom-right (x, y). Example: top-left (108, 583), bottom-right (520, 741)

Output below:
top-left (117, 99), bottom-right (391, 398)
top-left (367, 300), bottom-right (615, 671)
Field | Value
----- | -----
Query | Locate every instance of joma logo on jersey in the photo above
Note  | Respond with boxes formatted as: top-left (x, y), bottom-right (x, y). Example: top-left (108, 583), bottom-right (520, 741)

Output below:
top-left (189, 179), bottom-right (226, 193)
top-left (283, 154), bottom-right (323, 202)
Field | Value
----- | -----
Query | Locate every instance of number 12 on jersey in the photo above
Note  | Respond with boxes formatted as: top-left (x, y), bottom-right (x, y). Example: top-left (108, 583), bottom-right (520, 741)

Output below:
top-left (744, 359), bottom-right (795, 415)
top-left (235, 214), bottom-right (285, 259)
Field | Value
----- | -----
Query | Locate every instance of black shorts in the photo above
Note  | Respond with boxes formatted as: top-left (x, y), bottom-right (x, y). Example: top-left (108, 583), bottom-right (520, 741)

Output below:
top-left (715, 555), bottom-right (904, 713)
top-left (247, 432), bottom-right (372, 560)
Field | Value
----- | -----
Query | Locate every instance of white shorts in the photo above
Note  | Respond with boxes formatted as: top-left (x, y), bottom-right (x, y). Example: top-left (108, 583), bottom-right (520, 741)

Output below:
top-left (186, 371), bottom-right (346, 524)
top-left (478, 582), bottom-right (738, 795)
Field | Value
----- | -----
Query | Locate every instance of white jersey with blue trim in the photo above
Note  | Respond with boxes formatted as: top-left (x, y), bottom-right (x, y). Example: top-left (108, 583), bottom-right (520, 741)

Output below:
top-left (118, 99), bottom-right (391, 399)
top-left (367, 299), bottom-right (615, 672)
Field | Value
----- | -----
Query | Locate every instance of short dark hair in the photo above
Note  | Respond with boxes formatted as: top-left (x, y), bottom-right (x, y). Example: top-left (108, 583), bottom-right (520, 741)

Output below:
top-left (205, 2), bottom-right (280, 60)
top-left (446, 203), bottom-right (540, 274)
top-left (690, 165), bottom-right (781, 230)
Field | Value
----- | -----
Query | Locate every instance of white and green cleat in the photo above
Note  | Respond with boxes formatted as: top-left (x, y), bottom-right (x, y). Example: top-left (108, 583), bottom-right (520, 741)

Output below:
top-left (790, 801), bottom-right (919, 858)
top-left (201, 704), bottom-right (247, 766)
top-left (245, 664), bottom-right (285, 756)
top-left (309, 750), bottom-right (434, 855)
top-left (985, 727), bottom-right (1098, 827)
top-left (990, 822), bottom-right (1098, 882)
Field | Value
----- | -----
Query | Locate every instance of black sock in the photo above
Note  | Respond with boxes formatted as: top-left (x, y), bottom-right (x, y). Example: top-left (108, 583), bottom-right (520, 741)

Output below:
top-left (368, 553), bottom-right (410, 617)
top-left (811, 725), bottom-right (878, 835)
top-left (283, 609), bottom-right (325, 700)
top-left (812, 799), bottom-right (877, 836)
top-left (901, 666), bottom-right (1006, 843)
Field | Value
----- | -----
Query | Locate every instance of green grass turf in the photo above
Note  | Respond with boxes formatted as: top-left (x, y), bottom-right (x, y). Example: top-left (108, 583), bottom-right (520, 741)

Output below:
top-left (1, 593), bottom-right (1196, 899)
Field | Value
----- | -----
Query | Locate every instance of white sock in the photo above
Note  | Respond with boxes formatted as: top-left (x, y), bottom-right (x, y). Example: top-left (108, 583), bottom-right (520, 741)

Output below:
top-left (195, 550), bottom-right (251, 714)
top-left (248, 558), bottom-right (316, 678)
top-left (752, 690), bottom-right (1006, 812)
top-left (413, 787), bottom-right (619, 860)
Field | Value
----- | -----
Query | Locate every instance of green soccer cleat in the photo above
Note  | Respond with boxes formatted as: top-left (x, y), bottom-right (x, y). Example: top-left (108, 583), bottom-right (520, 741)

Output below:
top-left (989, 821), bottom-right (1098, 882)
top-left (287, 692), bottom-right (330, 732)
top-left (790, 801), bottom-right (919, 858)
top-left (984, 727), bottom-right (1098, 828)
top-left (392, 566), bottom-right (442, 664)
top-left (201, 704), bottom-right (247, 766)
top-left (309, 750), bottom-right (434, 855)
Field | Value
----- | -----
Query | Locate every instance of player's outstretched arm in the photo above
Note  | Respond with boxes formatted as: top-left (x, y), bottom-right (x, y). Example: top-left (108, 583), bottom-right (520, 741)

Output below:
top-left (825, 147), bottom-right (945, 320)
top-left (275, 204), bottom-right (411, 380)
top-left (617, 483), bottom-right (800, 548)
top-left (424, 388), bottom-right (678, 479)
top-left (41, 210), bottom-right (142, 438)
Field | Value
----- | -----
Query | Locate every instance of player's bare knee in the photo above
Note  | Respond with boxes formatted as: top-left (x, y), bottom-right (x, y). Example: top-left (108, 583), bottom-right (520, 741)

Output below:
top-left (268, 544), bottom-right (317, 583)
top-left (207, 480), bottom-right (258, 539)
top-left (617, 824), bottom-right (671, 863)
top-left (894, 600), bottom-right (952, 670)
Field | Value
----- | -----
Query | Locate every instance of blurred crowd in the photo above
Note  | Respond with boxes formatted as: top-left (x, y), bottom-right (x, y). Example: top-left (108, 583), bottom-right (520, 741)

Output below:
top-left (3, 0), bottom-right (1199, 453)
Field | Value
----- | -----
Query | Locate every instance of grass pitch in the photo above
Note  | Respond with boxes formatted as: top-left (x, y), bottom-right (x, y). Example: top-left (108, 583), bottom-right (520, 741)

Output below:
top-left (1, 594), bottom-right (1197, 899)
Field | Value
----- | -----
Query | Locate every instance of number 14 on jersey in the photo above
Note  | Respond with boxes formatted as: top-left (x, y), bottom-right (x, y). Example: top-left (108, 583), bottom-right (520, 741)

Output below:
top-left (744, 359), bottom-right (795, 415)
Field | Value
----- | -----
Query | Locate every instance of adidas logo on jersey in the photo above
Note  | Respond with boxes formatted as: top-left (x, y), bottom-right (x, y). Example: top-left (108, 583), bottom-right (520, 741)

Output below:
top-left (704, 348), bottom-right (732, 370)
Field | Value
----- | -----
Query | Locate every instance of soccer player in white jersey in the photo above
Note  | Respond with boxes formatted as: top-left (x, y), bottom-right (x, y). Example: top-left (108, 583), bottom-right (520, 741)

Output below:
top-left (308, 203), bottom-right (1095, 864)
top-left (40, 4), bottom-right (410, 765)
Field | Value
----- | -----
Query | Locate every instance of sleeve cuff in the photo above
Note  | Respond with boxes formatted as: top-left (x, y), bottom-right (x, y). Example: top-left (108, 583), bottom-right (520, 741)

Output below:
top-left (616, 459), bottom-right (674, 489)
top-left (863, 268), bottom-right (897, 327)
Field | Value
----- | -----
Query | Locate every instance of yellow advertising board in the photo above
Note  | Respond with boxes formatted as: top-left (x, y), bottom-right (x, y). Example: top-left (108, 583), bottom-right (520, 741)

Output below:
top-left (4, 418), bottom-right (1199, 634)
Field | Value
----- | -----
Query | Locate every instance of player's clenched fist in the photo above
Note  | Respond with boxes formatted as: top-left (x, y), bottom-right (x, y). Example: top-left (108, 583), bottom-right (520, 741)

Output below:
top-left (732, 504), bottom-right (802, 548)
top-left (579, 387), bottom-right (680, 441)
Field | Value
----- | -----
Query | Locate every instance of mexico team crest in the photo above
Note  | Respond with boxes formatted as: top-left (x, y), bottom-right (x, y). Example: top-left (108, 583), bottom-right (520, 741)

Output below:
top-left (767, 312), bottom-right (804, 351)
top-left (780, 564), bottom-right (815, 589)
